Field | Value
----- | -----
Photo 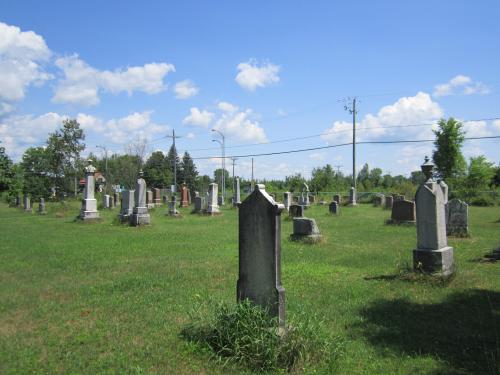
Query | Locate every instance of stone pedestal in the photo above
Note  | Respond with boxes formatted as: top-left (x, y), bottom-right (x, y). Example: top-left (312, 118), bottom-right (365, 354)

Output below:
top-left (207, 183), bottom-right (220, 215)
top-left (79, 160), bottom-right (100, 221)
top-left (349, 187), bottom-right (357, 206)
top-left (413, 157), bottom-right (454, 276)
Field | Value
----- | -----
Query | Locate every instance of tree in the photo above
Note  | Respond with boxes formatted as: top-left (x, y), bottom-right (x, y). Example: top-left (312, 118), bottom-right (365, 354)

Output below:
top-left (46, 118), bottom-right (85, 196)
top-left (410, 170), bottom-right (425, 185)
top-left (310, 164), bottom-right (335, 191)
top-left (144, 151), bottom-right (170, 188)
top-left (357, 163), bottom-right (371, 190)
top-left (165, 144), bottom-right (181, 188)
top-left (284, 173), bottom-right (306, 192)
top-left (180, 152), bottom-right (198, 191)
top-left (491, 164), bottom-right (500, 188)
top-left (432, 118), bottom-right (466, 182)
top-left (465, 156), bottom-right (494, 193)
top-left (368, 167), bottom-right (383, 188)
top-left (0, 146), bottom-right (13, 192)
top-left (20, 147), bottom-right (52, 199)
top-left (214, 168), bottom-right (230, 189)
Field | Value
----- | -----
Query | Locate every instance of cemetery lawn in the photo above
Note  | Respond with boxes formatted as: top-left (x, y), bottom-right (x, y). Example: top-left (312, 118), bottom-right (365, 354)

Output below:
top-left (0, 201), bottom-right (499, 375)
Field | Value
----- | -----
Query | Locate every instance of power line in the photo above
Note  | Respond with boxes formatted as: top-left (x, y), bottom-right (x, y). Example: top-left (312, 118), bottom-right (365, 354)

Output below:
top-left (190, 135), bottom-right (500, 160)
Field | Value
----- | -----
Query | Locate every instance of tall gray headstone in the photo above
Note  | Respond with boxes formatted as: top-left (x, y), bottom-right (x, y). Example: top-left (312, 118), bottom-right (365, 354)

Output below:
top-left (233, 177), bottom-right (241, 207)
top-left (103, 194), bottom-right (111, 209)
top-left (168, 195), bottom-right (179, 216)
top-left (194, 196), bottom-right (204, 213)
top-left (131, 171), bottom-right (150, 226)
top-left (119, 190), bottom-right (134, 223)
top-left (237, 184), bottom-right (285, 328)
top-left (23, 194), bottom-right (31, 212)
top-left (349, 186), bottom-right (357, 206)
top-left (38, 198), bottom-right (46, 215)
top-left (207, 183), bottom-right (220, 215)
top-left (446, 198), bottom-right (468, 236)
top-left (113, 192), bottom-right (119, 207)
top-left (283, 192), bottom-right (292, 211)
top-left (79, 160), bottom-right (100, 220)
top-left (413, 157), bottom-right (454, 276)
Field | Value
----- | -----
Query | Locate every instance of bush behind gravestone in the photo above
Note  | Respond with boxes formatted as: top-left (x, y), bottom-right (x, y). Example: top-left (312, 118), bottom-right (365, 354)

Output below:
top-left (181, 299), bottom-right (344, 373)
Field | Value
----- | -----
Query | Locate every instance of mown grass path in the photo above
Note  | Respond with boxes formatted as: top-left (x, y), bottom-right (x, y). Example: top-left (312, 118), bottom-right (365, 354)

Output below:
top-left (0, 201), bottom-right (498, 374)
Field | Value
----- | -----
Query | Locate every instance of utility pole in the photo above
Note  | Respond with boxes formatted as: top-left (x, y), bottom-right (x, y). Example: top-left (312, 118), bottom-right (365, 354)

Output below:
top-left (343, 97), bottom-right (358, 205)
top-left (166, 130), bottom-right (182, 192)
top-left (96, 145), bottom-right (108, 193)
top-left (251, 157), bottom-right (254, 190)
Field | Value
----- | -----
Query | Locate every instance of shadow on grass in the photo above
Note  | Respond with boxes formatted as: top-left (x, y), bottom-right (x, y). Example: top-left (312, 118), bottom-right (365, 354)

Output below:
top-left (352, 289), bottom-right (500, 375)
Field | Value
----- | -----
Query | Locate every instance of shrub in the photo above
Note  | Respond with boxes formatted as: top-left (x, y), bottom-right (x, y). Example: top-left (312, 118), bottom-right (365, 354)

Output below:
top-left (469, 195), bottom-right (496, 207)
top-left (181, 299), bottom-right (343, 373)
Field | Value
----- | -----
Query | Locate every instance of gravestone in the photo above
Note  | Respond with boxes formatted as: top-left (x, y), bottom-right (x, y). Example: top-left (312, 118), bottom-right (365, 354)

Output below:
top-left (119, 190), bottom-right (134, 223)
top-left (237, 184), bottom-right (285, 328)
top-left (180, 184), bottom-right (189, 207)
top-left (329, 201), bottom-right (339, 215)
top-left (153, 188), bottom-right (162, 206)
top-left (309, 195), bottom-right (315, 204)
top-left (207, 183), bottom-right (220, 215)
top-left (394, 194), bottom-right (405, 201)
top-left (233, 177), bottom-right (241, 207)
top-left (194, 196), bottom-right (204, 213)
top-left (291, 217), bottom-right (322, 243)
top-left (204, 191), bottom-right (210, 210)
top-left (439, 180), bottom-right (449, 204)
top-left (131, 171), bottom-right (150, 226)
top-left (79, 160), bottom-right (100, 220)
top-left (288, 204), bottom-right (304, 218)
top-left (103, 194), bottom-right (112, 209)
top-left (113, 192), bottom-right (119, 207)
top-left (446, 198), bottom-right (469, 236)
top-left (413, 156), bottom-right (453, 276)
top-left (349, 187), bottom-right (357, 206)
top-left (388, 199), bottom-right (416, 224)
top-left (299, 183), bottom-right (310, 206)
top-left (146, 190), bottom-right (155, 209)
top-left (333, 194), bottom-right (341, 205)
top-left (385, 195), bottom-right (393, 210)
top-left (23, 194), bottom-right (32, 212)
top-left (38, 198), bottom-right (46, 215)
top-left (283, 192), bottom-right (292, 211)
top-left (187, 188), bottom-right (192, 205)
top-left (373, 194), bottom-right (385, 207)
top-left (168, 195), bottom-right (180, 216)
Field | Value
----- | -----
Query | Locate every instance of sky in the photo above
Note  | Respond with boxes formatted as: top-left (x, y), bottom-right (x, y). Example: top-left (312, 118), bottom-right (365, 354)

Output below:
top-left (1, 0), bottom-right (499, 180)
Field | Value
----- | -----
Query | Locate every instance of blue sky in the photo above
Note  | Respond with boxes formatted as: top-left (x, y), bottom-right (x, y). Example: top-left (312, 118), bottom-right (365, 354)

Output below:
top-left (1, 1), bottom-right (499, 180)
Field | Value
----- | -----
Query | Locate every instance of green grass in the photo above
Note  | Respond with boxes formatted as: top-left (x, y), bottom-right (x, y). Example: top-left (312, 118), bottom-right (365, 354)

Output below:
top-left (0, 200), bottom-right (499, 374)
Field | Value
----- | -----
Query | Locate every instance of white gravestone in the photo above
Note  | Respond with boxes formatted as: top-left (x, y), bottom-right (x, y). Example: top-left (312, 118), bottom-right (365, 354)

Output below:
top-left (79, 160), bottom-right (100, 220)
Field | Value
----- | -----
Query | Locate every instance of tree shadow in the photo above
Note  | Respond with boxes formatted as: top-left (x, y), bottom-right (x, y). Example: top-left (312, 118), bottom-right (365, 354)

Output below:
top-left (352, 289), bottom-right (500, 374)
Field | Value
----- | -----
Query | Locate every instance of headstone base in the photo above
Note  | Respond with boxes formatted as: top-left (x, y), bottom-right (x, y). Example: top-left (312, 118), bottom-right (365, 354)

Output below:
top-left (118, 213), bottom-right (131, 223)
top-left (146, 203), bottom-right (155, 210)
top-left (413, 246), bottom-right (454, 276)
top-left (131, 207), bottom-right (150, 226)
top-left (79, 210), bottom-right (100, 221)
top-left (386, 219), bottom-right (416, 225)
top-left (203, 210), bottom-right (222, 216)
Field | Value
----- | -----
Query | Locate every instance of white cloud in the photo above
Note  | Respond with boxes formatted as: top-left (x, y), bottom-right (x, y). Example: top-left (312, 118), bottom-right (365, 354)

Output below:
top-left (186, 132), bottom-right (195, 139)
top-left (322, 92), bottom-right (443, 144)
top-left (309, 152), bottom-right (326, 161)
top-left (462, 120), bottom-right (491, 137)
top-left (53, 54), bottom-right (175, 106)
top-left (0, 22), bottom-right (52, 107)
top-left (235, 60), bottom-right (280, 91)
top-left (174, 80), bottom-right (199, 99)
top-left (218, 101), bottom-right (238, 113)
top-left (493, 120), bottom-right (500, 132)
top-left (433, 75), bottom-right (490, 97)
top-left (213, 108), bottom-right (267, 143)
top-left (183, 107), bottom-right (214, 127)
top-left (277, 109), bottom-right (287, 117)
top-left (103, 111), bottom-right (168, 144)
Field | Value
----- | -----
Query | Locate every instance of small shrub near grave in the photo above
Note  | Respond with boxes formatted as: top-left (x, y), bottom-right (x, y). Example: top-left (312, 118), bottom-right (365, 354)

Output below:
top-left (181, 299), bottom-right (343, 373)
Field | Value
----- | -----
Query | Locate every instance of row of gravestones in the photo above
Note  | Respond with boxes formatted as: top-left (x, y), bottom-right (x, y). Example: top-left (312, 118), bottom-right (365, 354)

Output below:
top-left (12, 194), bottom-right (47, 214)
top-left (238, 157), bottom-right (456, 331)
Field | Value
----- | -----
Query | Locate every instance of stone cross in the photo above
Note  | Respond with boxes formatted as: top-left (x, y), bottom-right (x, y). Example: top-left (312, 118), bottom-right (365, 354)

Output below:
top-left (413, 156), bottom-right (454, 276)
top-left (131, 171), bottom-right (150, 226)
top-left (119, 190), bottom-right (134, 223)
top-left (445, 198), bottom-right (468, 236)
top-left (207, 183), bottom-right (220, 215)
top-left (79, 160), bottom-right (100, 220)
top-left (237, 184), bottom-right (285, 328)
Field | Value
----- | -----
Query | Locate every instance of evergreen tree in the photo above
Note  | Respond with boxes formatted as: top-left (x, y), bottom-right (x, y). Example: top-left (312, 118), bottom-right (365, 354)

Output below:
top-left (21, 147), bottom-right (52, 199)
top-left (144, 151), bottom-right (170, 188)
top-left (165, 144), bottom-right (181, 188)
top-left (432, 117), bottom-right (466, 182)
top-left (180, 152), bottom-right (198, 191)
top-left (0, 146), bottom-right (13, 192)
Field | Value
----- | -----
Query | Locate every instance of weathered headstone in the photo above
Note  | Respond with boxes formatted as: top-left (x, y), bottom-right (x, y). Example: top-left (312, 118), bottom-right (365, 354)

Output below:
top-left (446, 198), bottom-right (469, 236)
top-left (388, 199), bottom-right (416, 224)
top-left (233, 177), bottom-right (241, 207)
top-left (23, 194), bottom-right (32, 212)
top-left (79, 160), bottom-right (100, 220)
top-left (207, 183), bottom-right (220, 215)
top-left (283, 192), bottom-right (292, 211)
top-left (113, 192), bottom-right (119, 207)
top-left (38, 198), bottom-right (46, 215)
top-left (289, 204), bottom-right (304, 218)
top-left (146, 190), bottom-right (155, 209)
top-left (119, 190), bottom-right (134, 223)
top-left (291, 217), bottom-right (322, 243)
top-left (329, 201), bottom-right (339, 215)
top-left (237, 184), bottom-right (285, 328)
top-left (373, 194), bottom-right (385, 207)
top-left (131, 171), bottom-right (150, 226)
top-left (385, 195), bottom-right (393, 210)
top-left (180, 184), bottom-right (189, 207)
top-left (413, 157), bottom-right (453, 276)
top-left (394, 194), bottom-right (405, 201)
top-left (153, 188), bottom-right (162, 206)
top-left (194, 196), bottom-right (204, 213)
top-left (169, 195), bottom-right (180, 216)
top-left (349, 186), bottom-right (357, 206)
top-left (299, 183), bottom-right (310, 206)
top-left (103, 194), bottom-right (111, 209)
top-left (333, 194), bottom-right (341, 205)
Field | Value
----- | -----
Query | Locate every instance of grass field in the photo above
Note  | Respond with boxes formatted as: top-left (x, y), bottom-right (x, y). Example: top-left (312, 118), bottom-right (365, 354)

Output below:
top-left (0, 199), bottom-right (499, 374)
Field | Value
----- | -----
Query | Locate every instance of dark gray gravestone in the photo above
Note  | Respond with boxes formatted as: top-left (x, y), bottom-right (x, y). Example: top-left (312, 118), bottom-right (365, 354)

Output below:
top-left (237, 184), bottom-right (285, 328)
top-left (119, 190), bottom-right (134, 223)
top-left (446, 198), bottom-right (469, 236)
top-left (289, 204), bottom-right (304, 218)
top-left (291, 217), bottom-right (322, 243)
top-left (389, 199), bottom-right (415, 224)
top-left (194, 196), bottom-right (204, 213)
top-left (329, 201), bottom-right (339, 214)
top-left (385, 195), bottom-right (393, 210)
